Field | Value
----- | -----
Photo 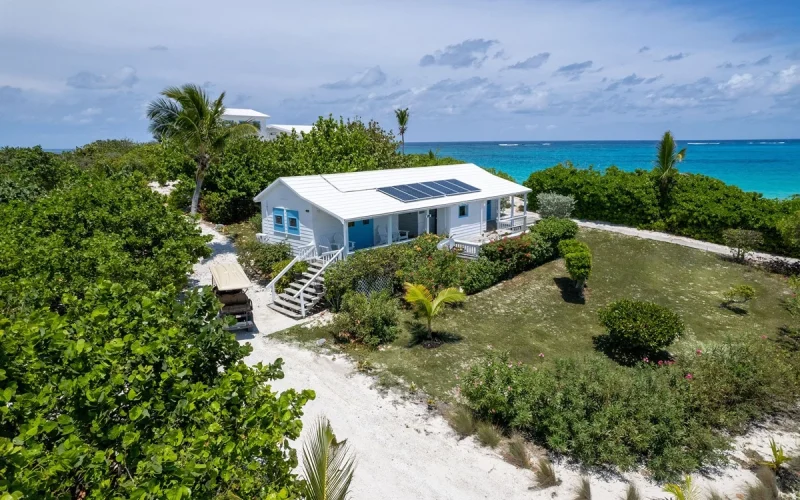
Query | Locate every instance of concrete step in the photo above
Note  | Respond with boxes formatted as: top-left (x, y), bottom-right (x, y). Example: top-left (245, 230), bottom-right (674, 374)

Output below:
top-left (268, 299), bottom-right (303, 319)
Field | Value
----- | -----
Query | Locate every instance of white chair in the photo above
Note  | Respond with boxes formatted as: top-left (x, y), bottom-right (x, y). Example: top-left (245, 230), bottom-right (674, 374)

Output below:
top-left (330, 232), bottom-right (355, 252)
top-left (376, 225), bottom-right (388, 246)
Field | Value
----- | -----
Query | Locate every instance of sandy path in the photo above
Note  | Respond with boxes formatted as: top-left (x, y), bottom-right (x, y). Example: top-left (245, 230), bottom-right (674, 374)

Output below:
top-left (190, 221), bottom-right (800, 500)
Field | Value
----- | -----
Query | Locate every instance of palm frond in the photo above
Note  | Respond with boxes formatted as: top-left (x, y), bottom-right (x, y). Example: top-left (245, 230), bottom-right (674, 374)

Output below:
top-left (301, 416), bottom-right (356, 500)
top-left (431, 287), bottom-right (466, 313)
top-left (403, 282), bottom-right (434, 317)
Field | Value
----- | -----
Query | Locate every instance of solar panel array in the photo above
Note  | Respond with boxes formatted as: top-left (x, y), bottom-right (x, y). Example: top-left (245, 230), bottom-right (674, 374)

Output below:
top-left (377, 178), bottom-right (481, 203)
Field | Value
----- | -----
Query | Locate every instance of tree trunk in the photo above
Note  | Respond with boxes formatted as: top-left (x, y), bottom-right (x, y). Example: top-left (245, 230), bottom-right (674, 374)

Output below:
top-left (190, 158), bottom-right (208, 215)
top-left (427, 317), bottom-right (432, 340)
top-left (401, 134), bottom-right (405, 155)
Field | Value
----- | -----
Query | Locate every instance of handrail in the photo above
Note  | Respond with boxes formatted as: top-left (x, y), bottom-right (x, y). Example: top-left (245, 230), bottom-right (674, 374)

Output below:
top-left (293, 246), bottom-right (344, 317)
top-left (265, 243), bottom-right (316, 302)
top-left (452, 238), bottom-right (481, 259)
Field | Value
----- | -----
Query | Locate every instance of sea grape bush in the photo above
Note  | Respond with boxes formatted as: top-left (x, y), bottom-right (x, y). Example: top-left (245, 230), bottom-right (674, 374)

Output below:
top-left (536, 192), bottom-right (576, 219)
top-left (331, 291), bottom-right (400, 347)
top-left (598, 299), bottom-right (685, 356)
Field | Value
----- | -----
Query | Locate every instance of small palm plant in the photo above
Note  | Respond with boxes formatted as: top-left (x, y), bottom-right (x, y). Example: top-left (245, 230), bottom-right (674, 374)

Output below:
top-left (760, 438), bottom-right (790, 471)
top-left (663, 475), bottom-right (699, 500)
top-left (653, 130), bottom-right (687, 203)
top-left (394, 107), bottom-right (410, 154)
top-left (403, 283), bottom-right (466, 340)
top-left (301, 416), bottom-right (356, 500)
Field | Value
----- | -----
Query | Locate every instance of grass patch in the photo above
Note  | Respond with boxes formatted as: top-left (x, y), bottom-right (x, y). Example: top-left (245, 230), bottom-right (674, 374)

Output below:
top-left (624, 484), bottom-right (641, 500)
top-left (475, 421), bottom-right (502, 448)
top-left (504, 435), bottom-right (531, 469)
top-left (535, 458), bottom-right (559, 488)
top-left (447, 405), bottom-right (475, 438)
top-left (574, 476), bottom-right (592, 500)
top-left (277, 229), bottom-right (795, 401)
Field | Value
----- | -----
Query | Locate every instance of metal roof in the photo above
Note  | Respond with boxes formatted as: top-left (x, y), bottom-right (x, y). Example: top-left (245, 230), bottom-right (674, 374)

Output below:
top-left (253, 164), bottom-right (530, 221)
top-left (267, 124), bottom-right (314, 134)
top-left (223, 108), bottom-right (270, 118)
top-left (209, 262), bottom-right (251, 291)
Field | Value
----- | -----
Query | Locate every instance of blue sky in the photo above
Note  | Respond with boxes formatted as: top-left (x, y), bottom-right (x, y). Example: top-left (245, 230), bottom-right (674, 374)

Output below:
top-left (1, 0), bottom-right (799, 146)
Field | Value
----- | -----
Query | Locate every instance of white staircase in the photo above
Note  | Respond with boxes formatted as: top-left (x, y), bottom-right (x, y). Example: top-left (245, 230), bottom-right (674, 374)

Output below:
top-left (266, 244), bottom-right (344, 319)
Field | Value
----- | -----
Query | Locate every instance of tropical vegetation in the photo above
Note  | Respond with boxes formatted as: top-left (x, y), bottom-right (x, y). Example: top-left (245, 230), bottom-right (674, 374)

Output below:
top-left (300, 416), bottom-right (356, 500)
top-left (403, 283), bottom-right (466, 339)
top-left (394, 107), bottom-right (410, 154)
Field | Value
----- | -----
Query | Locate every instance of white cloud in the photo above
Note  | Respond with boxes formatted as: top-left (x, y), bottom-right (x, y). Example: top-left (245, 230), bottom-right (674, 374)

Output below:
top-left (322, 66), bottom-right (387, 90)
top-left (770, 65), bottom-right (800, 94)
top-left (718, 73), bottom-right (757, 96)
top-left (66, 67), bottom-right (138, 90)
top-left (63, 107), bottom-right (103, 124)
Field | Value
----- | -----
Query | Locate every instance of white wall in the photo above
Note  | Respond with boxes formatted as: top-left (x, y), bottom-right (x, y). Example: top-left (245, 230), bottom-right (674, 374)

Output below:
top-left (314, 208), bottom-right (344, 250)
top-left (448, 201), bottom-right (484, 240)
top-left (259, 183), bottom-right (314, 254)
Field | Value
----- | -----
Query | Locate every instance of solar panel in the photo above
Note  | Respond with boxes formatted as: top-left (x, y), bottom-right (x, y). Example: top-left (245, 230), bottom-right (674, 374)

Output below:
top-left (377, 178), bottom-right (482, 203)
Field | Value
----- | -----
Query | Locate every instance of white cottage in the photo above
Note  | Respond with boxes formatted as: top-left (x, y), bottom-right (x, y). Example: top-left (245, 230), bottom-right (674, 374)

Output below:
top-left (253, 164), bottom-right (532, 318)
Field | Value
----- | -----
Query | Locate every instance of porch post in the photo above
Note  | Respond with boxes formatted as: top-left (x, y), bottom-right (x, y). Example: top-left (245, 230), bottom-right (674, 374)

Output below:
top-left (342, 221), bottom-right (349, 258)
top-left (522, 194), bottom-right (528, 232)
top-left (426, 211), bottom-right (430, 234)
top-left (510, 196), bottom-right (515, 220)
top-left (387, 216), bottom-right (393, 245)
top-left (481, 201), bottom-right (486, 233)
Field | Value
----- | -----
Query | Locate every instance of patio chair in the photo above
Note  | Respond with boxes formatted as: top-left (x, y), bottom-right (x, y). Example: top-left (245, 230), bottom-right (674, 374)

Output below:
top-left (330, 233), bottom-right (355, 252)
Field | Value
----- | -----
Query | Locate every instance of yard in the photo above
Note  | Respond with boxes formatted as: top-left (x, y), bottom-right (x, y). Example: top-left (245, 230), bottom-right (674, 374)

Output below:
top-left (276, 228), bottom-right (796, 401)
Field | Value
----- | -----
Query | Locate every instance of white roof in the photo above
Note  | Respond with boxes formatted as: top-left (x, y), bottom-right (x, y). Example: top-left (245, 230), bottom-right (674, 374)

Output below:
top-left (209, 262), bottom-right (251, 291)
top-left (266, 124), bottom-right (314, 134)
top-left (254, 164), bottom-right (530, 221)
top-left (223, 108), bottom-right (270, 118)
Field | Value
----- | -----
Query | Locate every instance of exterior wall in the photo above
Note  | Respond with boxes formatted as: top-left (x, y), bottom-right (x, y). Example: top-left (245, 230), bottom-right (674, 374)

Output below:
top-left (448, 201), bottom-right (485, 240)
top-left (259, 183), bottom-right (314, 254)
top-left (313, 208), bottom-right (343, 251)
top-left (372, 214), bottom-right (401, 245)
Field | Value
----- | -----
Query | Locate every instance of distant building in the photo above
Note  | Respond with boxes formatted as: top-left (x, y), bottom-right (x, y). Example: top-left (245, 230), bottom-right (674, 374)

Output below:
top-left (222, 108), bottom-right (311, 141)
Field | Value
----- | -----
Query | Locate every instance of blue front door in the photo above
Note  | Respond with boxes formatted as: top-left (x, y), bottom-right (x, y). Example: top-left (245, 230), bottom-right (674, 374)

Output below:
top-left (486, 200), bottom-right (494, 221)
top-left (348, 219), bottom-right (374, 249)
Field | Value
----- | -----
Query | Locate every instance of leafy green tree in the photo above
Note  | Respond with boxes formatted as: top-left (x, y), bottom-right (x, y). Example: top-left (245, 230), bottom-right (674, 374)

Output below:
top-left (403, 282), bottom-right (466, 339)
top-left (654, 131), bottom-right (686, 204)
top-left (394, 107), bottom-right (410, 154)
top-left (778, 210), bottom-right (800, 251)
top-left (147, 83), bottom-right (259, 214)
top-left (300, 416), bottom-right (356, 500)
top-left (0, 282), bottom-right (313, 498)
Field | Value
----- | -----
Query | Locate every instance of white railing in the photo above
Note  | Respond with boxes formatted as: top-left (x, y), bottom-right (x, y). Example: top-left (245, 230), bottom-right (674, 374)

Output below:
top-left (265, 243), bottom-right (317, 303)
top-left (498, 215), bottom-right (528, 233)
top-left (293, 247), bottom-right (345, 317)
top-left (452, 239), bottom-right (481, 260)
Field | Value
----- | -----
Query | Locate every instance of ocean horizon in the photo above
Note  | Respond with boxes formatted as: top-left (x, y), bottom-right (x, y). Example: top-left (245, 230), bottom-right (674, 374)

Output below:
top-left (405, 139), bottom-right (800, 199)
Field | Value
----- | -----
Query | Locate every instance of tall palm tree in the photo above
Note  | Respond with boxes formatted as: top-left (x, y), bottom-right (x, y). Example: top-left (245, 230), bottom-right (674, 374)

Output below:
top-left (653, 131), bottom-right (687, 203)
top-left (394, 108), bottom-right (410, 154)
top-left (147, 84), bottom-right (258, 215)
top-left (403, 282), bottom-right (466, 340)
top-left (301, 416), bottom-right (356, 500)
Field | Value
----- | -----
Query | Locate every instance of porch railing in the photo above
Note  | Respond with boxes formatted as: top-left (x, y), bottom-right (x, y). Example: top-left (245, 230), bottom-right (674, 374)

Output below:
top-left (498, 215), bottom-right (528, 233)
top-left (265, 242), bottom-right (317, 303)
top-left (452, 239), bottom-right (481, 260)
top-left (293, 247), bottom-right (345, 317)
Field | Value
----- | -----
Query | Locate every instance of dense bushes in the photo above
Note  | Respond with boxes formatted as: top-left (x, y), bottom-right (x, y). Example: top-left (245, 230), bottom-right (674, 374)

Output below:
top-left (598, 299), bottom-right (685, 358)
top-left (480, 233), bottom-right (552, 276)
top-left (536, 192), bottom-right (575, 219)
top-left (331, 291), bottom-right (400, 346)
top-left (530, 217), bottom-right (579, 250)
top-left (225, 215), bottom-right (292, 280)
top-left (524, 163), bottom-right (800, 257)
top-left (461, 257), bottom-right (507, 294)
top-left (461, 339), bottom-right (800, 480)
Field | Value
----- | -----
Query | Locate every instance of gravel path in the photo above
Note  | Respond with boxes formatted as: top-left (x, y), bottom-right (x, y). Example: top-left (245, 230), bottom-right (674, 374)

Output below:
top-left (190, 221), bottom-right (799, 500)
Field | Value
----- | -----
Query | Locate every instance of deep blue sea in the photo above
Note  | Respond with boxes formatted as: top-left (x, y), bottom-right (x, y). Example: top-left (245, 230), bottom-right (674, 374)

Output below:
top-left (405, 140), bottom-right (800, 199)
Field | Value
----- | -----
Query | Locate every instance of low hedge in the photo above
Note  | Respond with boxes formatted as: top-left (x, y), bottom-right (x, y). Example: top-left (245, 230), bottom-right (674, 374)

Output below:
top-left (479, 232), bottom-right (552, 276)
top-left (530, 218), bottom-right (579, 250)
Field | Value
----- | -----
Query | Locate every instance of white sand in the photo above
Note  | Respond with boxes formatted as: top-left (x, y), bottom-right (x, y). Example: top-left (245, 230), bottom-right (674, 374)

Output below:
top-left (190, 221), bottom-right (800, 499)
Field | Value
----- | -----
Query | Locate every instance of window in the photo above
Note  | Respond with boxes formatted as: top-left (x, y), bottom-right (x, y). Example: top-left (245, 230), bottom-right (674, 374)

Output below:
top-left (458, 204), bottom-right (469, 218)
top-left (348, 221), bottom-right (355, 228)
top-left (286, 210), bottom-right (300, 235)
top-left (362, 220), bottom-right (370, 225)
top-left (273, 208), bottom-right (285, 232)
top-left (273, 208), bottom-right (300, 235)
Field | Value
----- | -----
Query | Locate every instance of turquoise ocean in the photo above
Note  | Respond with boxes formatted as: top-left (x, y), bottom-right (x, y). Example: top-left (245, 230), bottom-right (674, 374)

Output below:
top-left (404, 140), bottom-right (800, 199)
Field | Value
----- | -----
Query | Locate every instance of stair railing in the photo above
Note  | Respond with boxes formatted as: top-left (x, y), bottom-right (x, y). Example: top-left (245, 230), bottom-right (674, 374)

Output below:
top-left (293, 247), bottom-right (344, 317)
top-left (265, 243), bottom-right (316, 303)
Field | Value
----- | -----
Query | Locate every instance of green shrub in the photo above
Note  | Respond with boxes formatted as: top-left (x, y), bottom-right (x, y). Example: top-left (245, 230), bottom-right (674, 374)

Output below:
top-left (324, 245), bottom-right (408, 310)
top-left (558, 238), bottom-right (590, 257)
top-left (330, 291), bottom-right (400, 347)
top-left (462, 257), bottom-right (507, 294)
top-left (480, 232), bottom-right (551, 276)
top-left (270, 259), bottom-right (309, 293)
top-left (537, 192), bottom-right (576, 219)
top-left (598, 299), bottom-right (684, 357)
top-left (565, 251), bottom-right (592, 286)
top-left (722, 284), bottom-right (756, 307)
top-left (723, 229), bottom-right (764, 263)
top-left (531, 217), bottom-right (579, 250)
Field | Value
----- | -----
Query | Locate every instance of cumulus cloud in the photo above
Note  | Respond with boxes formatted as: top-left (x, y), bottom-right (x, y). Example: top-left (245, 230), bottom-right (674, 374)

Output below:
top-left (419, 38), bottom-right (499, 69)
top-left (505, 52), bottom-right (550, 70)
top-left (660, 53), bottom-right (688, 62)
top-left (771, 65), bottom-right (800, 94)
top-left (427, 77), bottom-right (488, 92)
top-left (554, 60), bottom-right (593, 80)
top-left (638, 46), bottom-right (651, 53)
top-left (149, 45), bottom-right (168, 51)
top-left (66, 66), bottom-right (138, 90)
top-left (322, 66), bottom-right (387, 90)
top-left (718, 73), bottom-right (757, 96)
top-left (493, 88), bottom-right (549, 113)
top-left (733, 30), bottom-right (778, 43)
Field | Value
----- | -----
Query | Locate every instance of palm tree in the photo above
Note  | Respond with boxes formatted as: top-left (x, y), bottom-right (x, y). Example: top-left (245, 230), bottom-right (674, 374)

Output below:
top-left (403, 282), bottom-right (466, 340)
top-left (301, 416), bottom-right (356, 500)
top-left (147, 84), bottom-right (258, 215)
top-left (653, 130), bottom-right (687, 203)
top-left (394, 108), bottom-right (410, 154)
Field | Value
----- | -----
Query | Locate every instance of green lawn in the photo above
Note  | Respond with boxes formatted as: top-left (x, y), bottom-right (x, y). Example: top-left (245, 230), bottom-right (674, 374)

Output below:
top-left (275, 229), bottom-right (795, 400)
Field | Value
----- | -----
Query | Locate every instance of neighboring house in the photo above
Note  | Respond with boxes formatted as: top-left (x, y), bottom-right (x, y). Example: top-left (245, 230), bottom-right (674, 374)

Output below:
top-left (222, 108), bottom-right (313, 141)
top-left (253, 164), bottom-right (531, 258)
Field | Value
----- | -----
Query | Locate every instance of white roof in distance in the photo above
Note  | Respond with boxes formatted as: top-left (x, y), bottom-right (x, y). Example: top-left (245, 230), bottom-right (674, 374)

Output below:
top-left (266, 124), bottom-right (314, 134)
top-left (209, 262), bottom-right (251, 291)
top-left (254, 163), bottom-right (530, 221)
top-left (223, 108), bottom-right (270, 118)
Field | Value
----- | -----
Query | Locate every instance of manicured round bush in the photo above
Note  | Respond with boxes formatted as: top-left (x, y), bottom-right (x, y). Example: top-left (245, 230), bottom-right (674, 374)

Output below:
top-left (557, 238), bottom-right (589, 257)
top-left (564, 251), bottom-right (592, 284)
top-left (598, 299), bottom-right (684, 354)
top-left (531, 218), bottom-right (579, 250)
